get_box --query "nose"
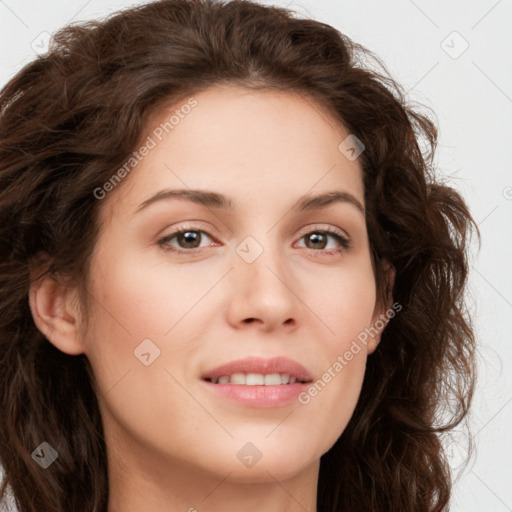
[225,239,301,332]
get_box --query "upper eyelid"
[161,222,349,237]
[159,223,350,246]
[296,223,349,239]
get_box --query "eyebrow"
[134,188,365,215]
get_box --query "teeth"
[246,373,264,385]
[264,373,282,385]
[230,373,246,385]
[209,372,303,385]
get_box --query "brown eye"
[158,228,215,253]
[175,230,202,249]
[296,229,351,255]
[304,232,328,250]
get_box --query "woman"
[0,0,478,510]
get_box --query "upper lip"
[201,356,313,383]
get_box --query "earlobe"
[367,258,396,355]
[28,272,85,355]
[365,328,382,356]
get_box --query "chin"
[211,442,319,483]
[225,459,314,484]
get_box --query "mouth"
[201,356,314,385]
[200,357,313,408]
[204,373,311,385]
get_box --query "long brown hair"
[0,1,478,510]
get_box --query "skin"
[29,84,392,512]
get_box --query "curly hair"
[0,0,478,511]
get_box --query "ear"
[366,258,396,355]
[29,271,86,355]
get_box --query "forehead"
[101,84,365,220]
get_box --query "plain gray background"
[1,1,511,510]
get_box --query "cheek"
[81,250,213,458]
[86,246,213,344]
[305,259,377,345]
[298,325,369,457]
[82,245,221,403]
[294,262,376,450]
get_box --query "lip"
[201,380,311,408]
[201,356,313,382]
[200,356,313,408]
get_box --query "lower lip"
[201,380,310,408]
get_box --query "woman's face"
[78,85,386,484]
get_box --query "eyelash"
[157,224,351,257]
